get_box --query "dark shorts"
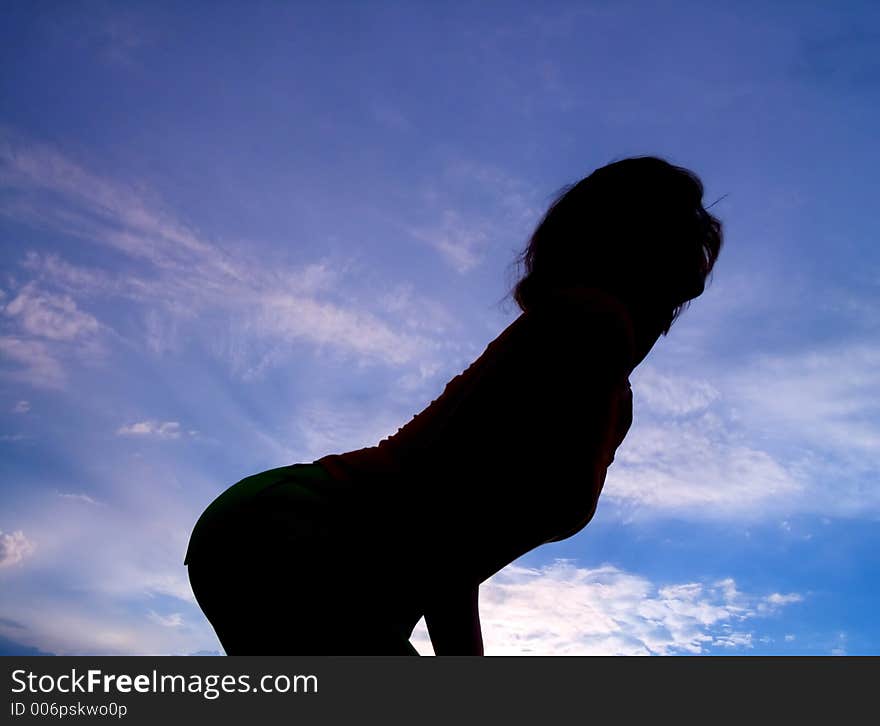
[185,463,420,655]
[184,463,348,566]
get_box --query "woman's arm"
[423,581,484,655]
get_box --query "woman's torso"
[185,286,636,617]
[316,286,636,584]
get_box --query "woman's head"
[509,156,723,336]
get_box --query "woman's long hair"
[507,156,724,334]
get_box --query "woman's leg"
[187,556,420,655]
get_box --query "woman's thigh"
[188,555,419,656]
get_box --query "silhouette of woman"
[185,156,723,655]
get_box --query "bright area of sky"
[0,0,877,655]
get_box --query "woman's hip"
[184,462,342,566]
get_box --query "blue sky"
[0,0,878,655]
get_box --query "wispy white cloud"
[0,276,107,388]
[0,530,35,568]
[251,292,428,368]
[0,128,219,272]
[0,336,66,388]
[11,400,30,413]
[608,412,803,519]
[713,631,753,648]
[57,492,103,506]
[376,281,457,335]
[410,559,801,655]
[407,209,488,274]
[400,157,541,275]
[634,366,720,416]
[21,251,124,298]
[369,99,412,132]
[117,421,184,439]
[761,592,804,610]
[147,610,184,628]
[3,281,101,341]
[443,158,541,225]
